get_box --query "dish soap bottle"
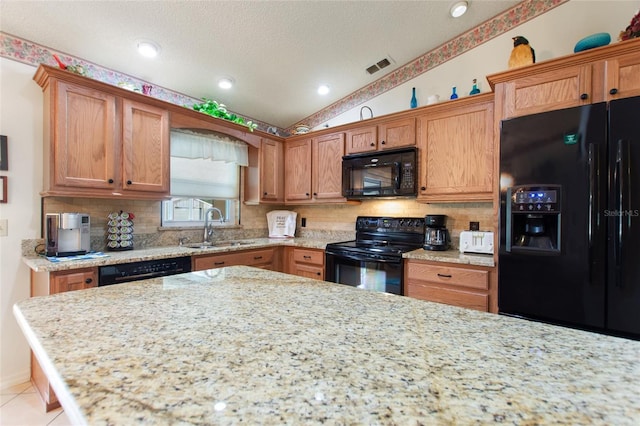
[469,79,480,95]
[410,87,418,109]
[450,86,458,100]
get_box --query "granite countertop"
[404,248,496,267]
[22,238,330,272]
[14,266,640,425]
[23,238,495,272]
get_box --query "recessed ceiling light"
[137,40,160,58]
[218,78,234,89]
[450,1,468,18]
[317,85,330,95]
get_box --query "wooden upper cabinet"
[345,118,415,154]
[35,64,170,199]
[488,37,640,120]
[284,139,313,202]
[345,125,377,154]
[417,94,494,202]
[122,99,170,194]
[284,132,346,204]
[497,65,592,119]
[51,81,118,190]
[604,51,640,101]
[312,132,345,201]
[377,117,416,150]
[259,138,284,202]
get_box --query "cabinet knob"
[420,186,426,191]
[370,143,375,147]
[126,180,132,185]
[108,179,114,184]
[580,93,588,100]
[214,261,225,266]
[85,278,93,284]
[610,88,618,95]
[306,193,310,196]
[316,272,321,276]
[313,192,317,196]
[381,141,386,145]
[263,192,268,195]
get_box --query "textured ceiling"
[0,0,521,129]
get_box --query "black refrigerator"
[498,96,640,339]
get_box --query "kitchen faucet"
[203,207,224,243]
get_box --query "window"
[161,129,248,228]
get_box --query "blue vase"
[410,87,418,109]
[450,87,458,100]
[470,79,480,95]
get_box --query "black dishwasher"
[98,256,192,286]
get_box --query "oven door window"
[327,254,402,295]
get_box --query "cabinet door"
[260,138,284,202]
[284,139,312,202]
[122,99,170,193]
[345,125,377,154]
[417,100,494,202]
[378,117,415,150]
[500,65,592,119]
[605,52,640,101]
[51,268,97,294]
[288,248,325,280]
[313,132,345,201]
[53,81,117,189]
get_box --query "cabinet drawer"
[293,248,324,266]
[193,248,275,271]
[406,262,488,290]
[237,249,275,266]
[406,283,489,312]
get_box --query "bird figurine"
[508,36,536,69]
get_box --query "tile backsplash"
[41,197,495,251]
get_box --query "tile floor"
[0,382,70,426]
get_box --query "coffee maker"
[423,214,450,251]
[45,213,91,257]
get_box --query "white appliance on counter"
[266,210,297,238]
[459,231,494,255]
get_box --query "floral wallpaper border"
[289,0,568,133]
[0,0,566,136]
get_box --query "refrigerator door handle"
[614,139,628,288]
[587,143,598,285]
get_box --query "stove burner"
[326,216,426,257]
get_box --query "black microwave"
[342,147,417,199]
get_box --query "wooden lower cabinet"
[404,260,497,313]
[192,247,281,272]
[285,247,325,280]
[30,267,98,411]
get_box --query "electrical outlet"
[301,217,307,227]
[0,219,7,237]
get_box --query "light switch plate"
[0,219,7,237]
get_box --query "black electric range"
[325,216,425,294]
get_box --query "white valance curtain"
[169,129,249,199]
[170,129,249,166]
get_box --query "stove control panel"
[356,216,425,234]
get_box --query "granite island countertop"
[14,266,640,425]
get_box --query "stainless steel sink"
[182,241,254,249]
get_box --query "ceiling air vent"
[366,57,393,75]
